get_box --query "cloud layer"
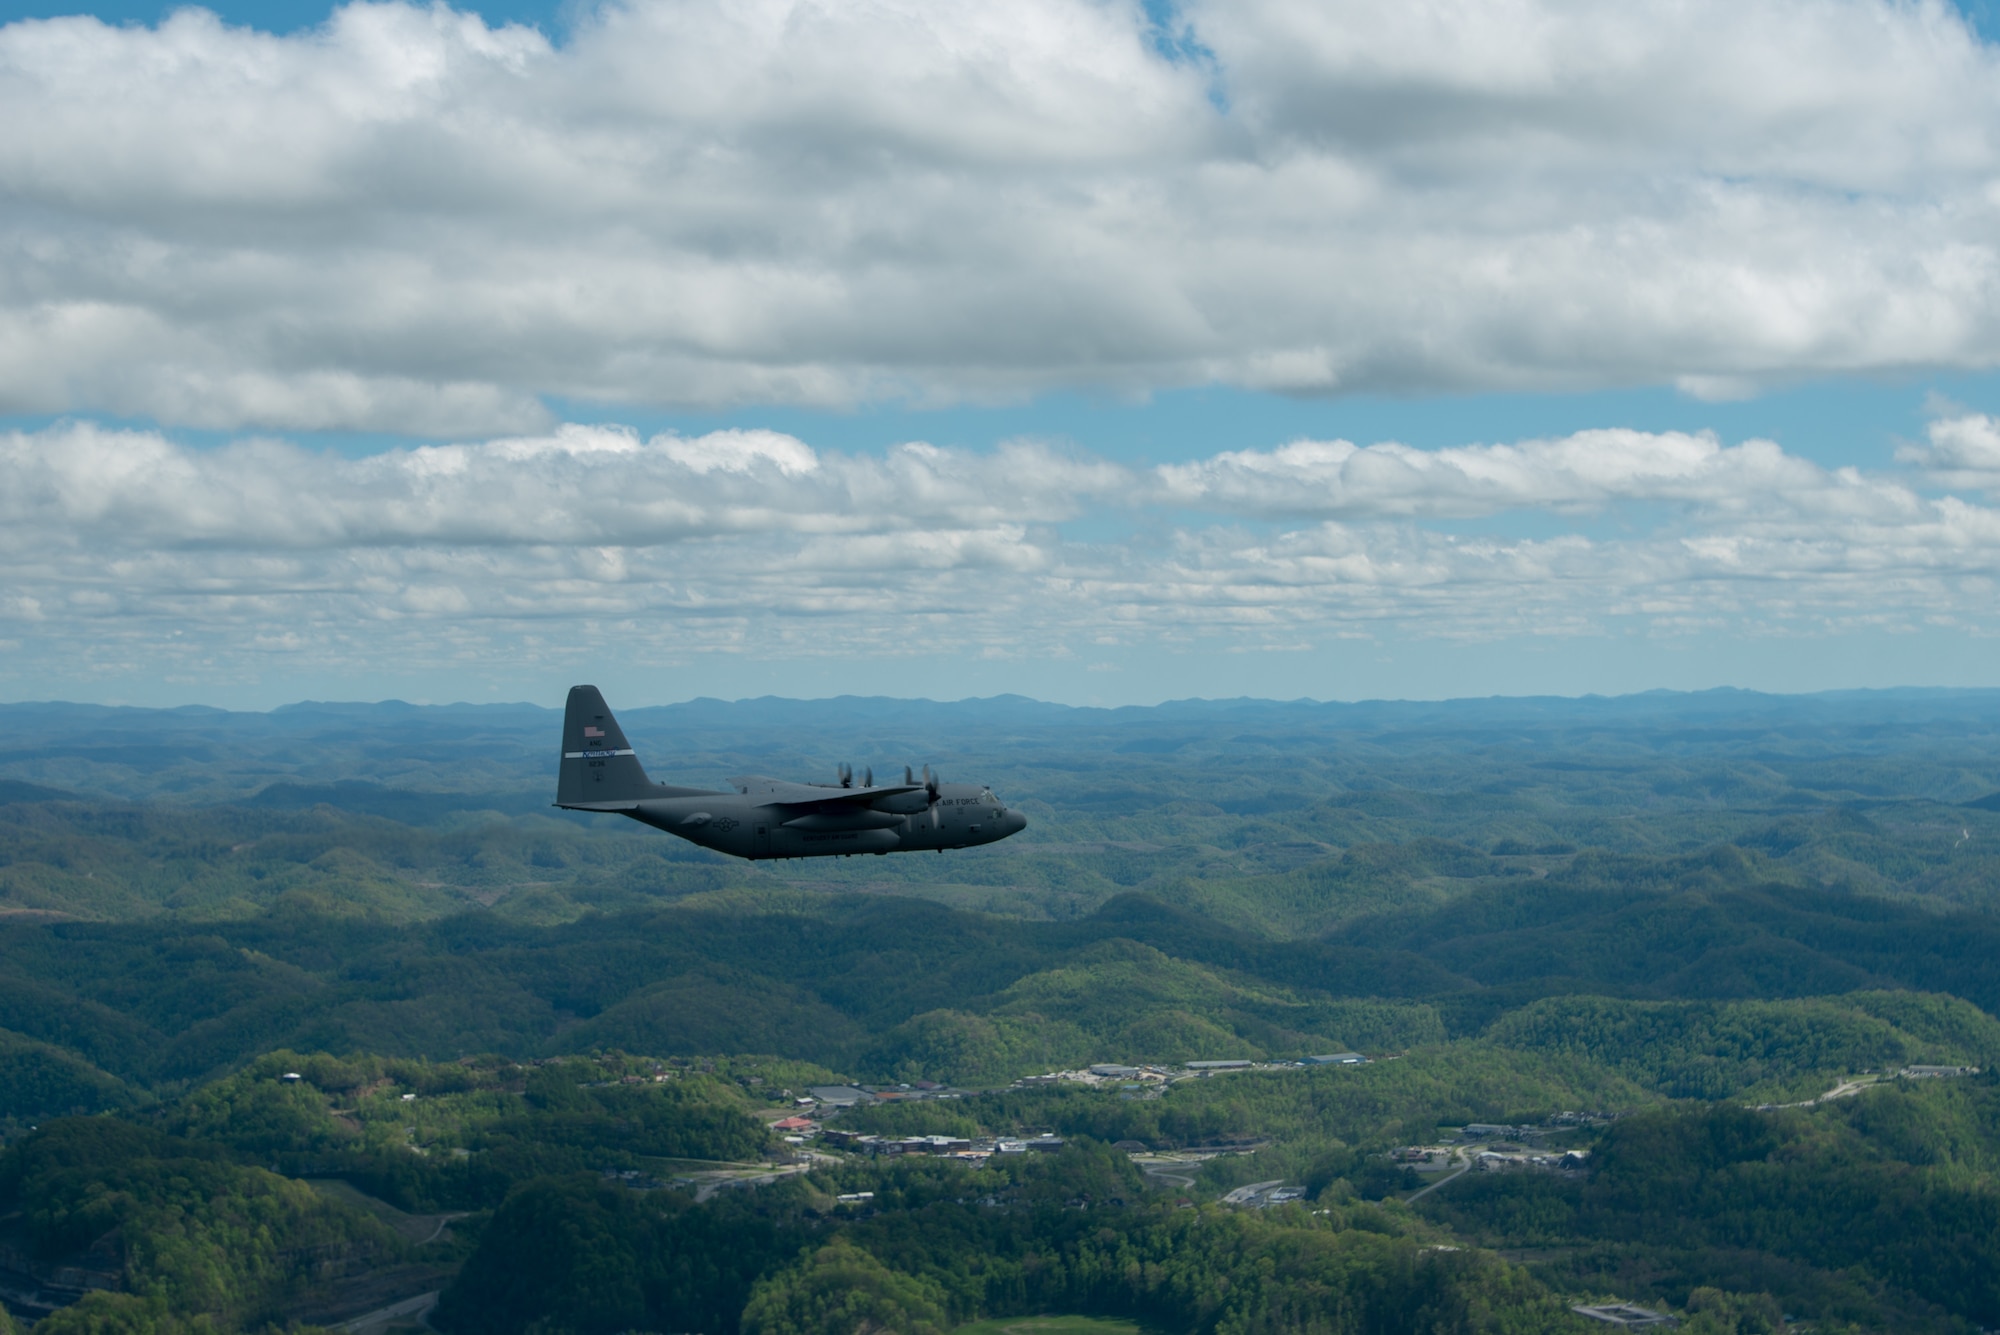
[5,0,2000,430]
[5,416,1998,689]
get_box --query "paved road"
[1755,1074,1881,1111]
[414,1214,467,1246]
[1132,1154,1207,1190]
[692,1162,813,1202]
[1141,1163,1199,1190]
[1222,1179,1286,1205]
[1404,1155,1471,1204]
[337,1290,438,1334]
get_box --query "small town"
[747,1062,1621,1204]
[758,1056,1373,1161]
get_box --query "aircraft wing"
[730,776,926,806]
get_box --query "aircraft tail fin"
[556,685,662,807]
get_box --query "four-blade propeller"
[840,761,936,827]
[891,764,943,826]
[835,762,940,795]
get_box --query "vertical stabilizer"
[557,685,661,807]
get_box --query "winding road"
[1403,1154,1472,1204]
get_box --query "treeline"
[840,1046,1649,1157]
[6,876,2000,1107]
[1336,859,2000,1026]
[10,1040,2000,1331]
[1421,1077,2000,1331]
[146,1051,780,1213]
[0,1050,788,1331]
[0,1117,403,1332]
[0,1028,141,1125]
[2,1052,1598,1335]
[1484,991,2000,1101]
[8,686,2000,933]
[0,794,732,923]
[433,1145,1586,1335]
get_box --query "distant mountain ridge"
[8,682,2000,727]
[4,682,2000,935]
[9,683,2000,804]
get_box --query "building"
[1089,1064,1143,1078]
[1301,1053,1366,1065]
[892,1135,973,1155]
[806,1085,874,1106]
[771,1116,818,1133]
[1571,1302,1676,1327]
[1900,1064,1980,1078]
[823,1134,986,1157]
[1185,1059,1253,1070]
[1460,1123,1538,1140]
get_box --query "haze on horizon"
[7,0,2000,710]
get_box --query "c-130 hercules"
[554,685,1028,860]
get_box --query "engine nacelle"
[868,791,933,815]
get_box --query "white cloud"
[1154,429,1856,518]
[658,429,820,476]
[1901,412,2000,492]
[4,0,2000,430]
[4,417,2000,689]
[0,421,1124,550]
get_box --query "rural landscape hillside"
[3,690,2000,1333]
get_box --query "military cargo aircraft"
[554,685,1028,860]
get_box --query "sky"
[7,0,2000,709]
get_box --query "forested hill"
[5,686,2000,928]
[3,686,2000,1095]
[6,689,2000,1331]
[0,875,1996,1105]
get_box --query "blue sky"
[5,0,2000,709]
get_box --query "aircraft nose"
[1003,810,1028,836]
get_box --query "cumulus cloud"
[4,0,2000,430]
[0,422,1123,549]
[1154,429,1863,518]
[1901,412,2000,492]
[4,417,2000,687]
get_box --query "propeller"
[862,766,873,789]
[838,762,853,788]
[922,765,941,827]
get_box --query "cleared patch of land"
[952,1316,1148,1335]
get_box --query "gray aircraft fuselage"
[553,684,1027,861]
